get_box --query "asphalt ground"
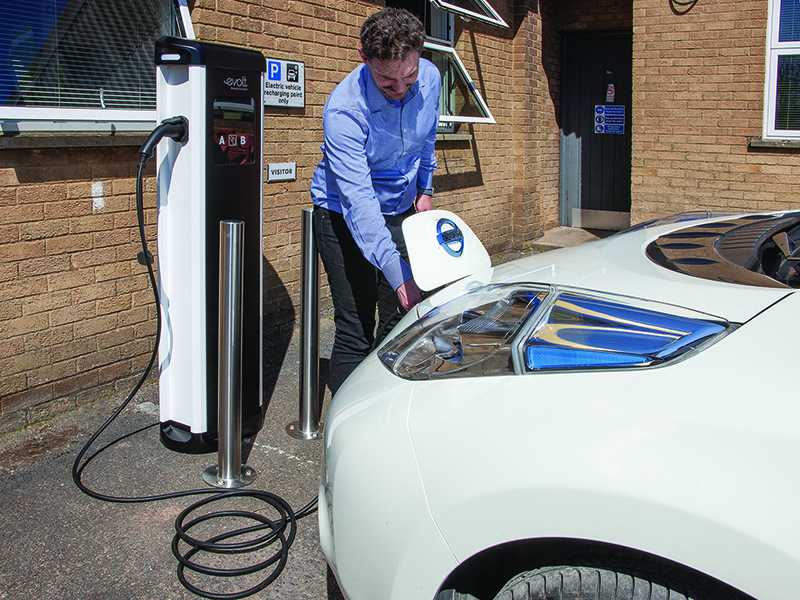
[0,318,343,600]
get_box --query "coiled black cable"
[172,490,298,599]
[71,118,318,599]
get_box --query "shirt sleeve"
[415,70,441,194]
[322,107,411,290]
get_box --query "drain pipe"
[203,220,256,488]
[287,208,323,440]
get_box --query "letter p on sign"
[268,61,281,81]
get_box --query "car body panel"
[319,358,458,600]
[408,291,800,599]
[320,211,800,600]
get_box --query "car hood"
[413,213,796,326]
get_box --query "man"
[310,7,440,395]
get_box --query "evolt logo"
[223,75,248,91]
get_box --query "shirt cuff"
[382,255,415,291]
[416,169,435,193]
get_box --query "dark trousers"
[313,206,411,395]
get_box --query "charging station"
[154,37,266,454]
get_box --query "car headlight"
[523,293,728,371]
[378,285,730,380]
[379,284,548,379]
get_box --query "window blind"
[0,0,181,111]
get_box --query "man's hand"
[414,194,433,212]
[396,278,422,311]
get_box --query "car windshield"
[646,212,800,288]
[613,211,742,236]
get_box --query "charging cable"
[71,117,318,599]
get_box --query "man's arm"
[323,108,410,291]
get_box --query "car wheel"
[493,565,711,600]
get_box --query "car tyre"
[493,565,709,600]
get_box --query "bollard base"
[202,464,257,489]
[286,421,323,440]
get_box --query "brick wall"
[1,0,559,433]
[631,0,800,222]
[0,146,158,431]
[15,0,790,433]
[193,0,377,325]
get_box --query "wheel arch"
[436,537,756,600]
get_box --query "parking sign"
[263,59,305,108]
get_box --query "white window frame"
[424,41,495,124]
[0,0,194,135]
[764,0,800,139]
[430,0,508,29]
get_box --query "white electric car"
[318,209,800,600]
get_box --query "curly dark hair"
[360,7,425,61]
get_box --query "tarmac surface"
[0,227,600,600]
[0,317,341,600]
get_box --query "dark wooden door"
[560,32,632,229]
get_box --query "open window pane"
[424,41,495,124]
[430,0,508,29]
[0,0,183,131]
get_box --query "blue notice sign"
[594,105,625,134]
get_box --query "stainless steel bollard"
[203,220,257,488]
[287,208,323,440]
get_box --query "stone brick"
[0,276,47,302]
[20,219,70,241]
[0,240,45,262]
[22,289,73,316]
[0,224,19,244]
[45,233,94,256]
[1,383,55,417]
[3,313,49,338]
[49,302,96,328]
[51,370,99,400]
[17,184,67,205]
[70,248,116,269]
[47,268,96,292]
[74,314,119,340]
[24,325,74,352]
[18,255,72,278]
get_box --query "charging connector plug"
[138,116,189,164]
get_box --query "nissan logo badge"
[436,218,464,257]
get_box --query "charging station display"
[155,37,266,453]
[214,97,255,165]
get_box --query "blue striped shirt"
[310,58,440,290]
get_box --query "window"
[388,0,499,124]
[765,0,800,138]
[430,0,508,29]
[423,41,495,123]
[0,0,191,134]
